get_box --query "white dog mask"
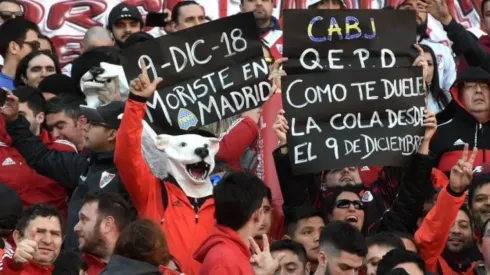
[80,62,129,108]
[155,134,220,198]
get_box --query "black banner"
[121,13,269,132]
[283,10,417,74]
[282,67,425,174]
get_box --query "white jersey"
[420,38,457,92]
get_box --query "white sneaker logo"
[453,139,465,146]
[122,7,129,12]
[360,166,370,171]
[2,157,15,166]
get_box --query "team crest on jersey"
[100,171,115,188]
[437,54,444,70]
[276,44,283,55]
[361,191,374,202]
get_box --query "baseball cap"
[80,101,125,129]
[107,3,143,29]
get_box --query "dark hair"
[459,206,474,231]
[420,44,449,110]
[213,172,267,230]
[391,231,418,252]
[324,185,364,215]
[384,268,410,275]
[468,173,490,207]
[482,0,490,17]
[284,205,324,237]
[83,192,134,233]
[14,86,46,114]
[45,94,85,121]
[270,240,308,266]
[320,221,367,257]
[265,185,272,203]
[15,204,64,237]
[171,0,201,23]
[39,34,56,53]
[376,249,425,275]
[53,251,88,275]
[366,233,405,250]
[115,219,172,267]
[0,18,39,58]
[122,31,153,49]
[14,50,61,88]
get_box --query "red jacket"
[83,253,106,275]
[3,257,53,275]
[115,96,256,275]
[194,225,253,275]
[0,117,73,217]
[415,185,474,274]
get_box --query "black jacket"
[444,19,490,72]
[6,115,130,249]
[100,255,161,275]
[274,147,434,235]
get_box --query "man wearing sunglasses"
[0,17,39,90]
[0,0,22,24]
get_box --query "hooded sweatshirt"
[193,225,253,275]
[99,255,161,275]
[430,67,490,174]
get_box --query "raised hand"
[423,110,437,141]
[268,57,288,94]
[449,144,478,193]
[249,234,285,275]
[13,239,38,264]
[423,0,452,25]
[129,58,163,98]
[0,89,19,122]
[273,109,289,147]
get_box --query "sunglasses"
[88,120,113,129]
[19,40,40,51]
[335,199,363,210]
[0,11,23,21]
